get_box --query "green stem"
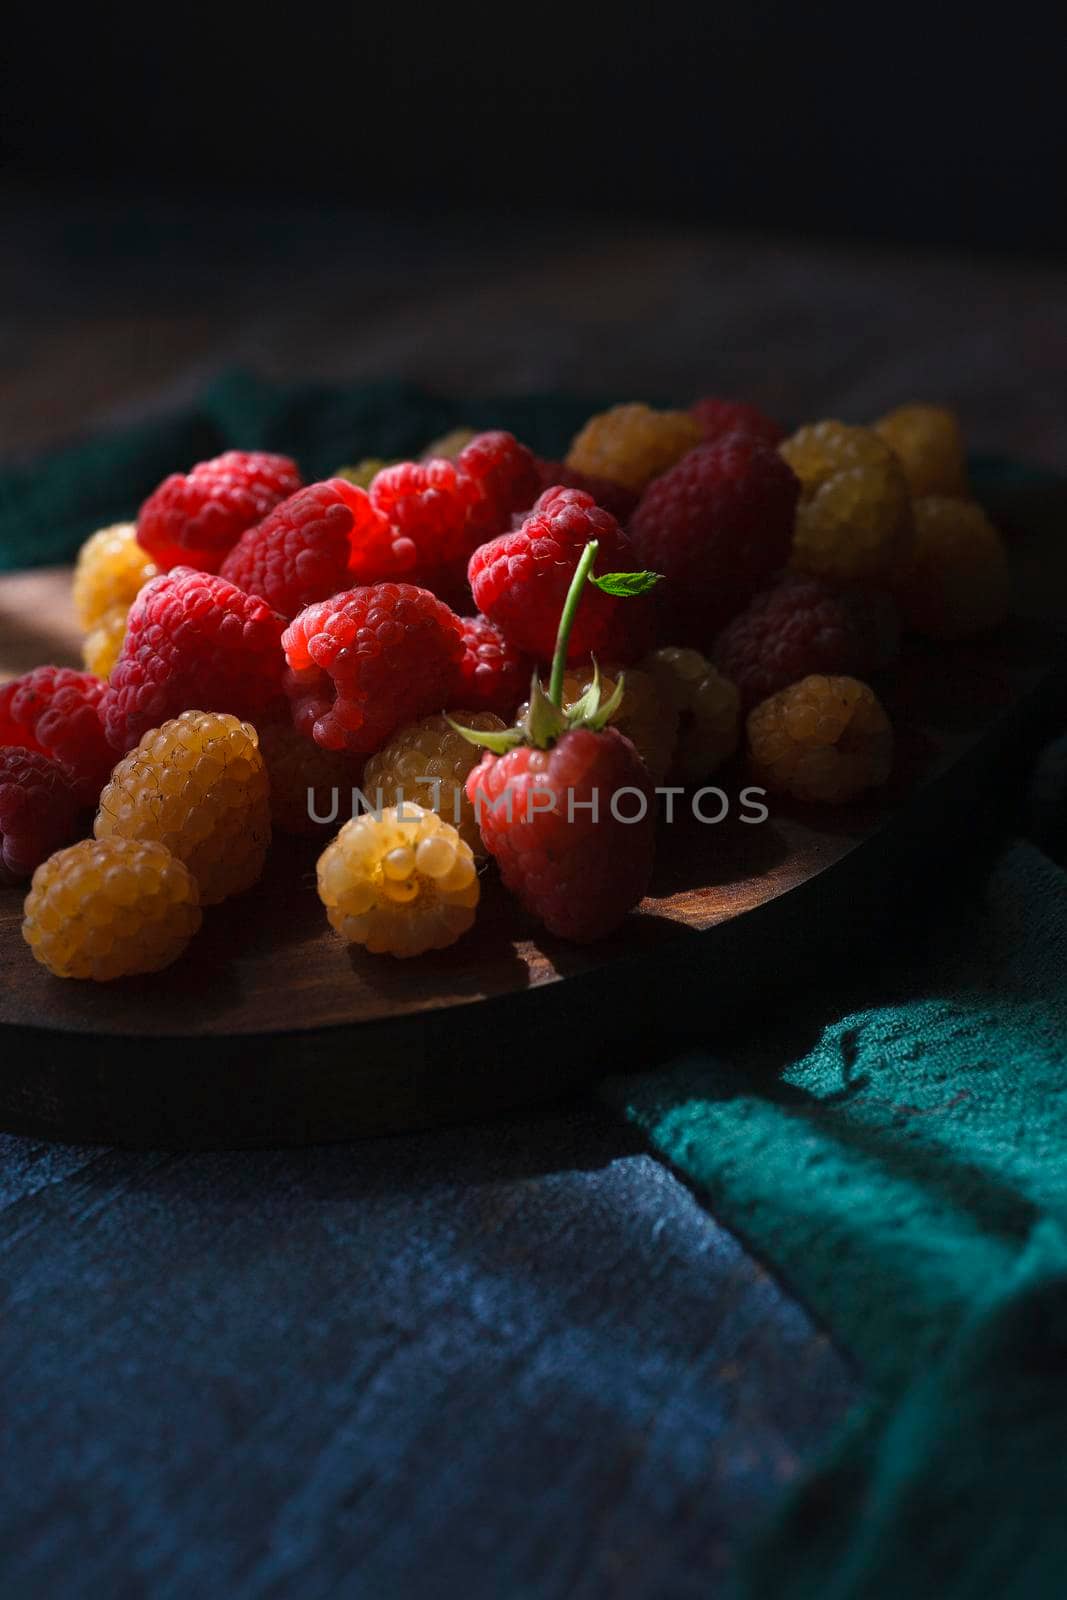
[548,540,598,707]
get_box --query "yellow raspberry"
[565,403,702,493]
[95,710,270,905]
[893,496,1009,640]
[72,522,156,631]
[874,404,969,498]
[334,458,396,488]
[643,647,740,782]
[317,803,479,958]
[363,711,505,852]
[82,603,129,680]
[257,718,365,836]
[747,675,892,804]
[518,666,677,786]
[780,421,913,583]
[22,836,201,980]
[421,427,478,461]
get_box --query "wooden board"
[1,512,1065,1149]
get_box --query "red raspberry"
[220,478,395,619]
[628,437,800,648]
[0,748,84,882]
[137,451,302,573]
[532,460,639,523]
[466,726,655,943]
[282,583,464,754]
[456,431,541,532]
[455,615,531,717]
[468,487,645,663]
[366,431,539,605]
[714,573,900,711]
[102,568,287,752]
[368,457,480,570]
[0,666,113,804]
[691,396,783,448]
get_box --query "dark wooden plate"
[1,497,1065,1149]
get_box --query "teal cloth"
[0,372,609,572]
[605,842,1067,1598]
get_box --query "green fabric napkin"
[604,841,1067,1598]
[0,371,608,573]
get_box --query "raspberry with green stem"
[452,542,662,944]
[453,539,661,754]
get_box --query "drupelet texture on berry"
[283,583,464,754]
[96,710,271,904]
[456,431,541,534]
[691,397,783,448]
[0,665,114,804]
[102,568,286,753]
[714,572,899,710]
[317,803,479,957]
[628,436,800,648]
[256,717,365,835]
[780,422,913,584]
[469,487,646,663]
[362,431,540,605]
[220,478,386,619]
[73,522,156,631]
[137,451,302,572]
[364,711,506,852]
[365,457,477,577]
[455,614,530,717]
[22,836,201,980]
[565,404,701,492]
[83,605,130,680]
[0,747,84,883]
[747,674,893,804]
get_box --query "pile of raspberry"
[0,393,1009,971]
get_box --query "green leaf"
[525,672,567,749]
[564,659,604,728]
[589,671,626,730]
[590,570,663,598]
[445,716,524,756]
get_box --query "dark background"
[1,7,1065,468]
[3,4,1066,256]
